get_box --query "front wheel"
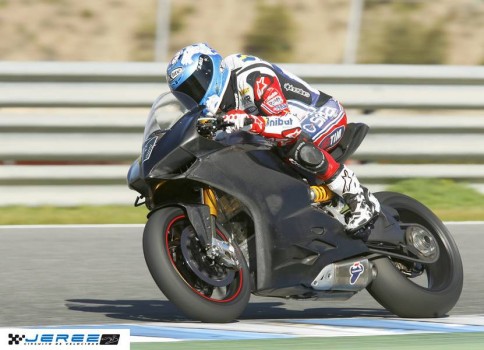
[367,192,463,318]
[143,206,251,323]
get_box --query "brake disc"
[179,226,235,287]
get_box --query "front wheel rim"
[165,215,244,303]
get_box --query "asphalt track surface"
[0,222,483,327]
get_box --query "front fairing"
[145,91,211,174]
[127,92,197,194]
[142,92,191,147]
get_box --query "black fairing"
[141,108,224,180]
[185,145,369,293]
[130,94,388,296]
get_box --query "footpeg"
[348,216,378,241]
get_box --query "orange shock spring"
[310,185,334,203]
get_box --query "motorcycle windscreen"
[140,92,200,177]
[142,92,198,141]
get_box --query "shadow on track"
[65,299,392,323]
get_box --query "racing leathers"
[217,54,380,233]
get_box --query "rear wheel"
[367,192,463,318]
[143,207,251,322]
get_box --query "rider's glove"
[223,110,266,134]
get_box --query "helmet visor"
[175,55,214,107]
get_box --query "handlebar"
[196,115,253,137]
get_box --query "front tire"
[143,206,251,323]
[367,192,463,318]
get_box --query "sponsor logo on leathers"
[283,83,310,98]
[256,77,270,99]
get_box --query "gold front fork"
[201,187,239,268]
[202,187,218,247]
[202,187,218,216]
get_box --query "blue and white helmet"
[166,43,230,115]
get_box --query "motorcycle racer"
[166,43,380,234]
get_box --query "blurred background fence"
[0,62,483,206]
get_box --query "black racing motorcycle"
[127,92,463,323]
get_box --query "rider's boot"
[327,165,381,235]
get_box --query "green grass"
[0,205,148,225]
[0,179,482,225]
[386,178,484,221]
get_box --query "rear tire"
[367,192,463,318]
[143,207,251,323]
